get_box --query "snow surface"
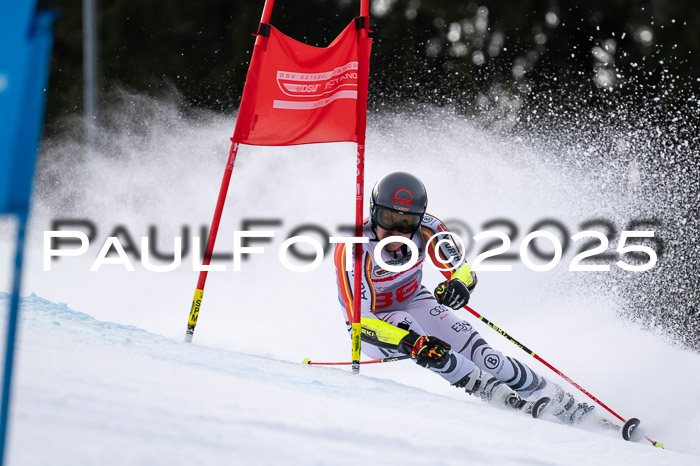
[1,293,697,466]
[0,99,698,464]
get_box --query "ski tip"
[301,358,312,364]
[531,397,551,419]
[622,417,642,441]
[653,441,664,449]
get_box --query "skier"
[334,171,594,421]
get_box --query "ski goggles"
[374,206,422,234]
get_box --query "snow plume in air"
[500,84,699,353]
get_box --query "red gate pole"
[185,0,276,342]
[351,0,371,372]
[185,141,240,342]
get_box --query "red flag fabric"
[233,21,371,146]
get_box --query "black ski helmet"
[370,172,428,234]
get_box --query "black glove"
[434,279,470,309]
[398,331,451,368]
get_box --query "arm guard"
[360,317,410,351]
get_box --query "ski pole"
[302,355,410,366]
[463,304,663,448]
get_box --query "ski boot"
[545,384,596,424]
[454,367,528,411]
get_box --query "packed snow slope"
[1,293,697,466]
[0,97,698,464]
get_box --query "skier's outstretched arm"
[360,317,451,368]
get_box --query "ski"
[599,417,621,433]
